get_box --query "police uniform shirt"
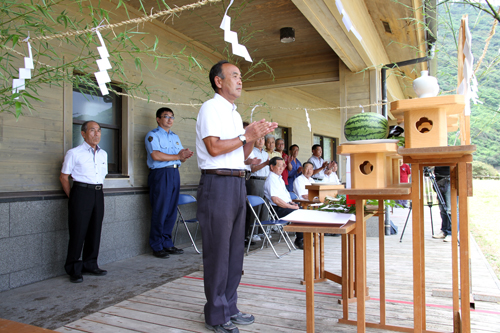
[61,142,108,184]
[293,174,315,198]
[145,126,183,169]
[196,93,246,170]
[264,172,291,206]
[308,155,326,179]
[251,147,269,177]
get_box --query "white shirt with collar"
[251,147,269,177]
[293,174,315,198]
[264,172,291,206]
[244,151,256,171]
[196,93,246,170]
[323,172,341,184]
[61,142,108,184]
[308,155,325,180]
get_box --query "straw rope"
[474,7,499,74]
[7,0,222,43]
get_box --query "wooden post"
[378,199,386,325]
[458,162,471,332]
[457,15,471,145]
[304,232,315,333]
[450,166,460,329]
[355,199,366,332]
[411,163,424,332]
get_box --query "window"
[72,84,122,175]
[313,134,338,163]
[274,126,291,154]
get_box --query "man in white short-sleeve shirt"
[293,162,315,199]
[264,157,303,249]
[195,60,277,333]
[60,120,108,283]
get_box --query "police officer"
[145,107,193,258]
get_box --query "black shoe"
[294,239,304,250]
[70,274,83,283]
[153,249,170,258]
[164,246,184,255]
[82,268,107,276]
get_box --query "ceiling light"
[280,27,295,43]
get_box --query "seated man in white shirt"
[293,162,315,199]
[264,157,303,249]
[323,161,341,184]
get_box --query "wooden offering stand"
[294,184,346,286]
[305,183,344,202]
[390,95,465,148]
[338,142,399,189]
[337,141,415,332]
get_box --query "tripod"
[399,167,450,242]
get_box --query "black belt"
[165,164,179,169]
[312,178,323,181]
[201,169,246,178]
[73,181,103,190]
[250,176,267,180]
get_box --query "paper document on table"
[283,210,355,225]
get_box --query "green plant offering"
[315,195,402,214]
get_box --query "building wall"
[0,0,344,289]
[0,189,198,291]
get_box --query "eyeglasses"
[162,115,175,120]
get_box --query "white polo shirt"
[196,93,246,170]
[324,172,341,184]
[264,172,291,206]
[293,174,315,198]
[61,142,108,184]
[251,147,269,177]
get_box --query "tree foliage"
[437,2,500,168]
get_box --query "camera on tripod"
[423,166,433,177]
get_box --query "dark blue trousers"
[197,174,246,326]
[148,167,180,251]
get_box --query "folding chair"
[173,194,201,254]
[246,195,295,258]
[289,191,298,200]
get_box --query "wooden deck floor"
[56,209,500,333]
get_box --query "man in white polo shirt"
[60,120,108,283]
[196,60,277,333]
[293,161,315,199]
[264,157,303,249]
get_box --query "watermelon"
[344,112,389,141]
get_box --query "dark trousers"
[197,174,246,326]
[274,206,303,241]
[148,167,180,251]
[65,185,104,276]
[245,178,268,237]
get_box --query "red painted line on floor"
[183,275,500,315]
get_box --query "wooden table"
[284,221,356,333]
[400,145,475,333]
[338,185,412,332]
[335,145,474,333]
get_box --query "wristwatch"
[238,134,247,145]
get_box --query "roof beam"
[293,0,407,101]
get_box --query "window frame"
[72,83,123,176]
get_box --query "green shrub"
[472,161,499,177]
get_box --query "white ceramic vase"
[413,70,439,98]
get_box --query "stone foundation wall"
[0,189,198,291]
